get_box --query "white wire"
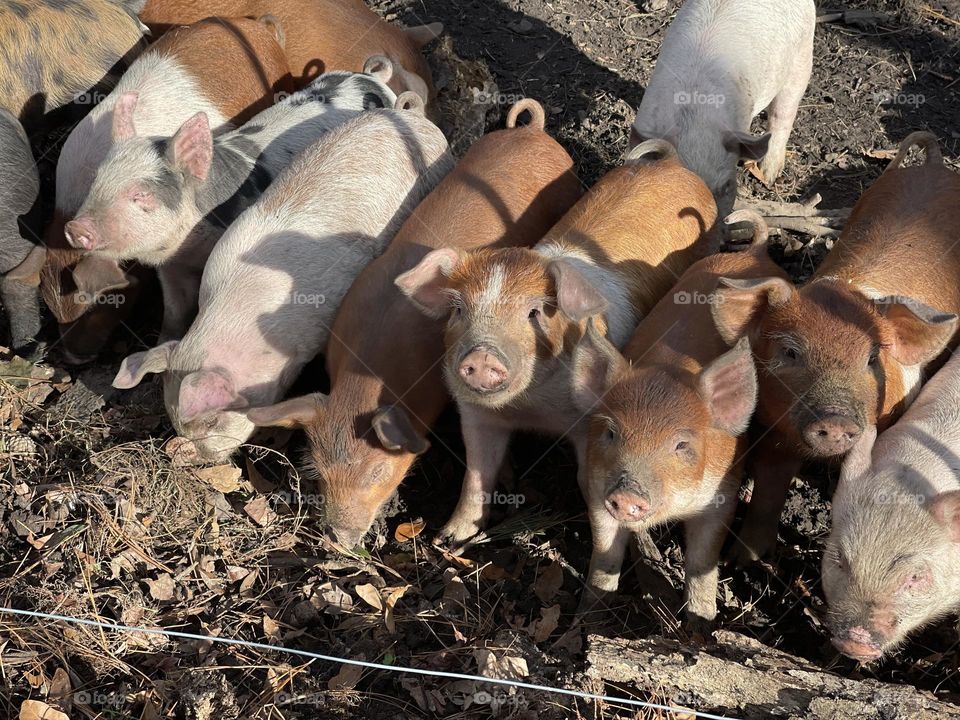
[0,607,739,720]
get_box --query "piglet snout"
[605,486,651,523]
[64,217,101,251]
[803,410,861,456]
[832,626,883,662]
[458,346,509,393]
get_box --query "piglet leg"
[439,403,510,547]
[759,49,813,184]
[683,482,737,628]
[158,264,202,341]
[578,507,630,616]
[0,275,41,353]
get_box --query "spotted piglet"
[572,212,782,626]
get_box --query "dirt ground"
[1,1,960,718]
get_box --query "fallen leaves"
[394,518,425,543]
[19,700,69,720]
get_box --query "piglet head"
[396,247,604,410]
[712,277,957,460]
[572,323,757,526]
[824,432,960,661]
[248,395,430,548]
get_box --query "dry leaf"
[383,585,409,634]
[862,146,897,160]
[528,604,561,643]
[145,573,175,601]
[328,661,364,691]
[534,561,563,603]
[473,648,528,680]
[19,700,69,720]
[48,668,71,712]
[194,464,243,493]
[263,615,282,642]
[354,583,383,611]
[244,496,278,527]
[394,519,425,543]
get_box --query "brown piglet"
[572,211,781,626]
[246,100,583,546]
[713,132,960,564]
[400,139,720,547]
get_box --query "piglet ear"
[839,425,877,485]
[113,340,178,389]
[549,259,608,321]
[723,130,771,161]
[875,296,957,366]
[178,368,247,423]
[169,112,213,181]
[395,248,461,318]
[112,91,139,142]
[72,256,131,305]
[362,54,394,83]
[372,405,429,454]
[929,491,960,544]
[711,276,794,345]
[699,337,757,435]
[247,393,327,429]
[570,318,626,412]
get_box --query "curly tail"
[885,131,942,172]
[624,138,678,165]
[723,209,769,246]
[506,99,546,130]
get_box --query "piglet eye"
[528,307,541,319]
[675,440,689,452]
[868,346,880,367]
[453,305,462,317]
[784,347,799,361]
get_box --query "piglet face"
[167,368,252,463]
[824,480,960,662]
[397,247,572,409]
[247,396,430,547]
[572,323,757,527]
[713,278,957,459]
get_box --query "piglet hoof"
[758,154,786,188]
[683,614,717,644]
[574,586,615,627]
[434,519,482,553]
[726,527,775,567]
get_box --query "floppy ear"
[570,318,627,412]
[839,425,877,485]
[404,22,443,47]
[112,91,139,142]
[929,491,960,544]
[113,341,178,389]
[699,337,757,435]
[723,130,771,161]
[549,259,608,321]
[72,256,131,306]
[395,248,461,318]
[371,405,429,454]
[875,296,957,366]
[247,393,327,429]
[711,276,794,345]
[362,54,394,83]
[169,112,213,181]
[178,368,247,423]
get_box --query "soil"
[2,1,960,719]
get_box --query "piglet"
[0,110,42,352]
[42,15,293,362]
[139,0,442,104]
[65,66,399,339]
[246,100,582,546]
[632,0,816,214]
[573,212,780,625]
[111,109,452,463]
[712,132,960,564]
[823,346,960,662]
[401,139,719,547]
[0,0,147,131]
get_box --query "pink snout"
[458,346,509,393]
[64,217,101,251]
[832,626,883,663]
[802,412,862,456]
[605,488,651,523]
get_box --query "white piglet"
[631,0,816,214]
[65,65,401,338]
[823,348,960,663]
[111,110,453,463]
